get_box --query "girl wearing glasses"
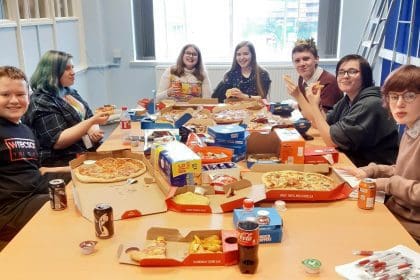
[285,54,399,167]
[212,41,271,102]
[156,44,211,102]
[346,64,420,243]
[291,38,342,112]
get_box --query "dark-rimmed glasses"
[387,91,418,104]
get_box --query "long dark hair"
[228,41,266,97]
[336,54,373,89]
[170,44,205,81]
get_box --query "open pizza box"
[118,227,238,267]
[166,179,266,213]
[143,157,266,213]
[70,151,167,221]
[241,163,353,201]
[246,131,281,168]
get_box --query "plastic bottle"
[237,198,259,274]
[120,106,131,145]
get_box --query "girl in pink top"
[347,64,420,243]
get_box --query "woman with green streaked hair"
[22,50,109,168]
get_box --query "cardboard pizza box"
[304,146,339,164]
[246,131,281,167]
[241,163,353,201]
[166,179,266,214]
[118,227,238,267]
[70,151,167,221]
[273,128,305,164]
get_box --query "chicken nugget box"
[153,141,201,187]
[233,207,283,243]
[274,128,305,164]
[118,227,238,266]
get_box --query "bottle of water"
[237,198,259,274]
[120,106,131,145]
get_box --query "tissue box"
[233,207,283,243]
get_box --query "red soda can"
[48,179,67,210]
[94,204,114,239]
[358,178,376,210]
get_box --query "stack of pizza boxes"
[207,124,247,162]
[118,227,238,267]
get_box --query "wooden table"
[1,123,418,280]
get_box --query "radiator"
[155,64,299,102]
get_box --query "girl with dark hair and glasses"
[284,54,399,167]
[156,44,212,102]
[22,50,109,170]
[345,64,420,244]
[212,41,271,102]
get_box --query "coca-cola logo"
[239,232,254,242]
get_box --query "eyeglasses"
[337,69,360,77]
[184,51,198,57]
[387,91,418,104]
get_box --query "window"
[133,0,340,61]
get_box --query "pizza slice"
[129,236,167,261]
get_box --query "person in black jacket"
[284,54,399,167]
[0,66,70,244]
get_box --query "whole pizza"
[261,170,335,191]
[74,157,147,183]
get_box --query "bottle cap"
[302,258,321,274]
[122,106,128,110]
[243,198,254,209]
[274,200,287,211]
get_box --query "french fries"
[188,234,222,254]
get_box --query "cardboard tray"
[118,227,238,266]
[165,179,266,213]
[70,151,167,221]
[241,164,353,201]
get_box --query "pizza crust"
[73,157,147,183]
[261,170,334,191]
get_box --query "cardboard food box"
[233,207,283,244]
[153,141,202,187]
[274,128,305,164]
[201,162,240,187]
[70,151,167,221]
[208,124,246,141]
[246,131,281,168]
[118,227,238,266]
[165,179,266,214]
[241,164,353,201]
[304,146,339,164]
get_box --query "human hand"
[91,111,110,125]
[305,83,321,107]
[88,129,105,143]
[226,88,245,99]
[340,167,368,179]
[283,75,300,98]
[168,85,181,97]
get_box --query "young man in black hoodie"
[285,54,399,167]
[0,66,70,246]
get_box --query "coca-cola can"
[94,204,114,239]
[48,179,67,210]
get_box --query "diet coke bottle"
[237,198,259,274]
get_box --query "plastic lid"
[243,198,254,209]
[122,106,128,110]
